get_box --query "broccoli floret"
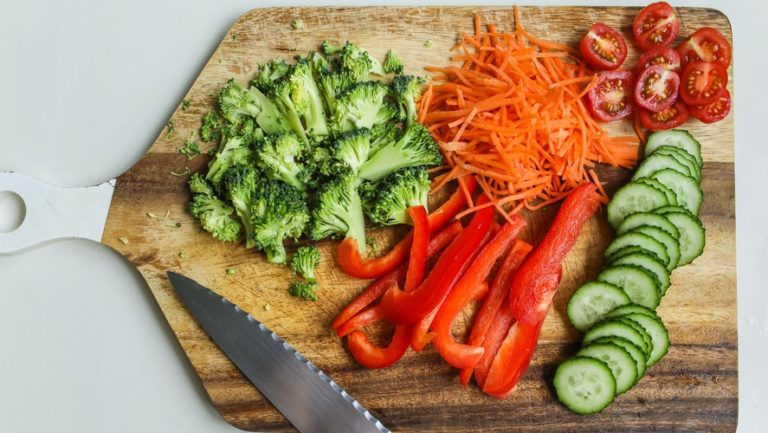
[391,75,425,125]
[320,40,343,56]
[254,132,312,191]
[251,59,291,93]
[180,139,201,160]
[289,281,318,301]
[333,81,398,133]
[189,193,242,242]
[369,123,401,154]
[383,50,404,74]
[339,42,384,80]
[218,79,287,134]
[223,165,259,248]
[330,128,372,174]
[289,59,329,139]
[188,173,215,195]
[205,126,253,188]
[360,167,430,226]
[290,246,321,281]
[250,179,310,264]
[200,111,222,142]
[318,70,355,117]
[269,78,309,143]
[358,123,442,182]
[307,51,330,75]
[308,168,366,252]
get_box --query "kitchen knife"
[167,271,390,433]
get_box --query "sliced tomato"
[680,60,728,106]
[634,64,680,111]
[638,100,690,131]
[579,23,628,71]
[676,27,732,68]
[690,88,731,124]
[632,2,680,52]
[635,46,681,73]
[584,70,634,122]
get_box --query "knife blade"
[167,271,390,433]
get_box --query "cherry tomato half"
[638,100,690,131]
[634,64,680,111]
[676,27,732,68]
[579,23,628,71]
[680,60,728,106]
[636,46,681,73]
[584,70,634,122]
[689,88,731,124]
[633,2,681,52]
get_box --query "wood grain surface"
[101,6,736,432]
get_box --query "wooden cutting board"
[101,6,736,432]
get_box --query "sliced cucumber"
[554,357,617,414]
[604,232,671,269]
[567,282,632,332]
[644,130,703,166]
[633,178,679,206]
[577,343,638,395]
[651,145,701,181]
[583,319,651,358]
[632,225,681,271]
[606,304,660,320]
[616,212,680,239]
[598,265,660,310]
[606,182,669,229]
[611,252,670,296]
[614,313,670,367]
[605,245,664,265]
[649,169,703,215]
[615,317,654,357]
[632,153,696,180]
[592,336,648,379]
[653,208,706,266]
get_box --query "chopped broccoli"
[333,81,398,133]
[205,125,253,188]
[329,128,372,174]
[358,123,442,182]
[308,168,366,252]
[383,50,404,74]
[339,42,384,80]
[289,59,329,139]
[223,165,259,248]
[391,75,425,125]
[180,139,201,159]
[166,119,175,137]
[360,167,430,226]
[269,78,309,143]
[250,179,310,264]
[307,51,330,75]
[424,40,433,48]
[291,19,304,30]
[320,40,343,56]
[200,111,223,142]
[290,246,321,281]
[251,59,291,93]
[182,99,191,110]
[188,173,215,195]
[189,193,242,242]
[254,132,312,191]
[218,79,287,134]
[318,70,355,117]
[289,281,318,301]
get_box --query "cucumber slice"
[616,212,680,240]
[613,313,670,367]
[592,337,648,379]
[554,357,617,414]
[653,208,706,266]
[604,232,671,268]
[651,145,701,181]
[611,252,671,296]
[567,282,632,332]
[645,130,703,166]
[633,153,696,180]
[633,178,679,206]
[615,317,654,356]
[649,169,703,215]
[606,182,669,229]
[605,245,664,265]
[583,319,650,357]
[598,265,661,310]
[577,343,638,394]
[632,226,681,271]
[606,304,661,320]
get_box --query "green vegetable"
[308,167,366,252]
[205,125,254,188]
[188,173,215,195]
[249,178,310,264]
[333,81,398,133]
[189,193,241,242]
[180,139,201,159]
[391,75,425,125]
[291,19,303,30]
[255,132,313,191]
[200,111,222,142]
[182,99,190,110]
[219,79,286,134]
[226,267,238,275]
[289,281,318,301]
[360,166,429,226]
[383,50,403,74]
[290,246,321,282]
[223,165,259,248]
[358,123,441,182]
[165,119,175,136]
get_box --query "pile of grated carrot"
[419,7,639,221]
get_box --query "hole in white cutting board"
[0,191,26,233]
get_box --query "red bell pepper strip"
[431,216,526,368]
[472,306,514,389]
[458,239,533,385]
[379,203,495,325]
[404,206,429,291]
[470,280,489,302]
[508,183,601,325]
[330,221,462,331]
[337,177,476,279]
[346,324,412,369]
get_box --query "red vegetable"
[634,64,680,112]
[635,46,681,73]
[632,2,680,52]
[679,60,728,106]
[579,23,628,71]
[470,280,489,302]
[676,27,732,68]
[584,70,634,122]
[403,206,429,291]
[638,100,690,131]
[690,88,731,124]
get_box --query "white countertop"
[1,1,766,432]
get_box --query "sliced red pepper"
[330,221,462,331]
[432,216,526,368]
[379,203,495,325]
[459,239,533,386]
[508,183,601,325]
[469,280,489,302]
[337,178,476,279]
[404,206,429,291]
[346,325,411,369]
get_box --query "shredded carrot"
[418,7,639,218]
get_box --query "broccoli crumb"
[182,99,190,110]
[147,210,170,219]
[117,237,129,245]
[290,246,321,281]
[263,303,272,311]
[231,33,238,43]
[180,139,201,160]
[178,251,187,259]
[166,119,175,136]
[424,39,433,47]
[168,222,182,228]
[366,237,380,258]
[170,167,191,177]
[291,19,303,29]
[226,267,238,275]
[289,281,318,301]
[383,50,404,74]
